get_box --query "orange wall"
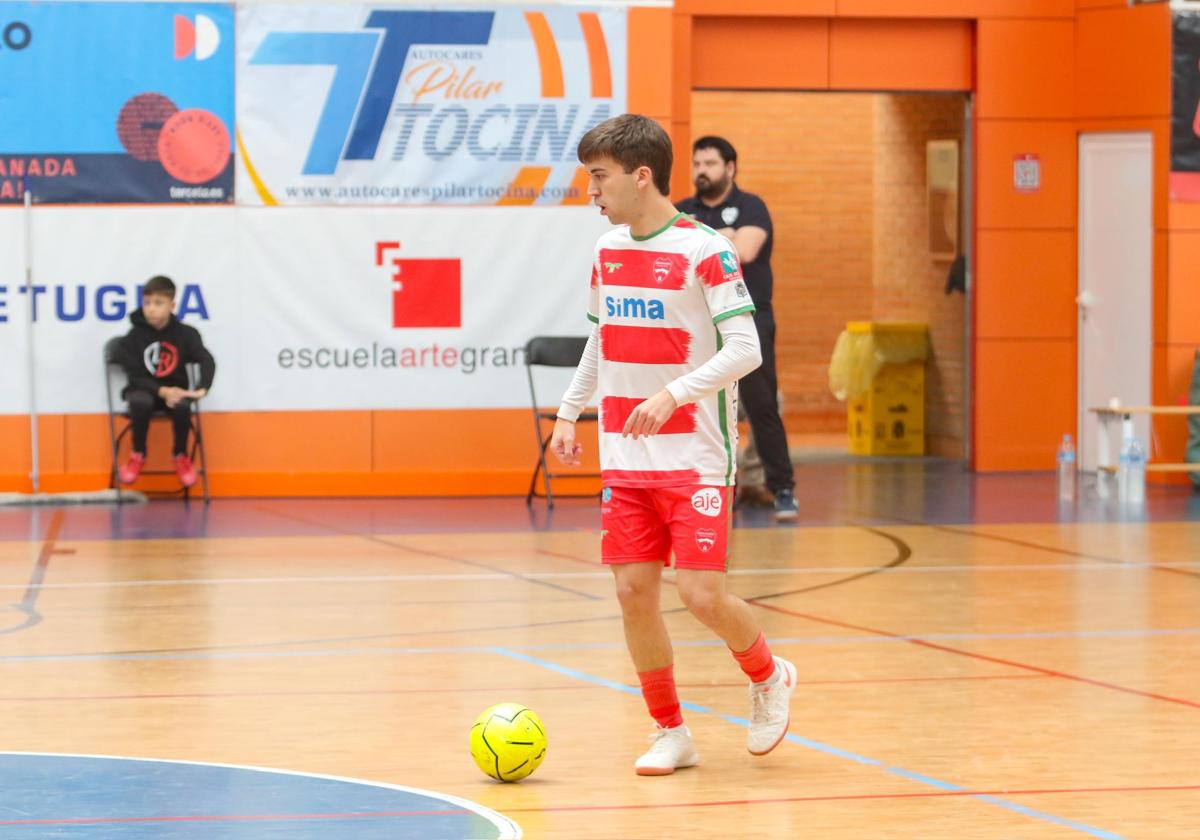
[674,0,1186,473]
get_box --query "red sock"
[732,632,776,683]
[637,665,684,729]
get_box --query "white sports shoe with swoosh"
[747,657,797,755]
[635,724,699,776]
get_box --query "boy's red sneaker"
[118,452,145,485]
[173,454,197,488]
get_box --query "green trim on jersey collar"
[631,211,685,241]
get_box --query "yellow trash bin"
[828,322,928,456]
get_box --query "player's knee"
[614,575,655,610]
[678,585,722,627]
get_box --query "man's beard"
[695,173,728,199]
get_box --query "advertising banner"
[236,5,626,205]
[1171,12,1200,202]
[0,2,236,205]
[0,206,606,414]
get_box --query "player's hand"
[622,390,678,439]
[185,388,207,400]
[160,386,185,408]
[551,418,583,466]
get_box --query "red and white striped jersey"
[587,213,756,488]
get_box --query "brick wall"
[691,91,966,456]
[872,95,967,458]
[690,92,875,432]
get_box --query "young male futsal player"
[550,114,796,775]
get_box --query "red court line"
[0,673,1045,703]
[501,783,1200,814]
[751,602,1200,710]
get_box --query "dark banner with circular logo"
[1171,12,1200,202]
[0,2,234,204]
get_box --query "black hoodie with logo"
[117,310,216,397]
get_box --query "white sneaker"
[747,656,796,755]
[635,724,699,776]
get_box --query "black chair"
[104,336,210,502]
[525,336,600,507]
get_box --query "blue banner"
[0,2,235,204]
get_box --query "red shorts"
[600,484,732,571]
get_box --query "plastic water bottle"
[1056,434,1076,502]
[1119,436,1146,505]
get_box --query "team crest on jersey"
[734,280,750,298]
[690,488,723,517]
[652,256,672,284]
[695,528,717,553]
[721,206,739,225]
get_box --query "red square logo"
[391,258,461,328]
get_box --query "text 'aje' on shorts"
[600,484,732,572]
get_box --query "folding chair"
[524,336,600,507]
[104,336,210,502]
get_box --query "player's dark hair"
[143,275,177,299]
[693,135,738,172]
[577,114,672,196]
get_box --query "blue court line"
[0,626,1197,665]
[491,647,1126,840]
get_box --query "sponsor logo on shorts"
[602,487,612,502]
[690,487,723,517]
[695,528,716,552]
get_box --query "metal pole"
[23,185,39,494]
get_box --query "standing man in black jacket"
[677,137,796,520]
[116,275,216,488]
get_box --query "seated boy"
[116,275,216,487]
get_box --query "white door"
[1077,132,1153,472]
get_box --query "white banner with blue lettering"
[236,5,626,205]
[0,206,604,414]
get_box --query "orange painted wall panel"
[974,339,1076,470]
[691,18,829,91]
[372,409,598,474]
[1075,4,1170,119]
[0,416,32,474]
[976,20,1073,119]
[678,0,835,15]
[671,14,692,117]
[829,19,973,92]
[834,0,1073,19]
[1169,201,1200,231]
[202,412,374,472]
[976,120,1076,230]
[1154,231,1168,346]
[976,230,1076,340]
[628,8,673,118]
[1167,232,1200,346]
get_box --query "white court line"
[0,561,1197,592]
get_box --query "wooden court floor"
[0,470,1198,839]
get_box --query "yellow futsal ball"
[469,702,547,782]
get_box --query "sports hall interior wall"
[1,0,1195,495]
